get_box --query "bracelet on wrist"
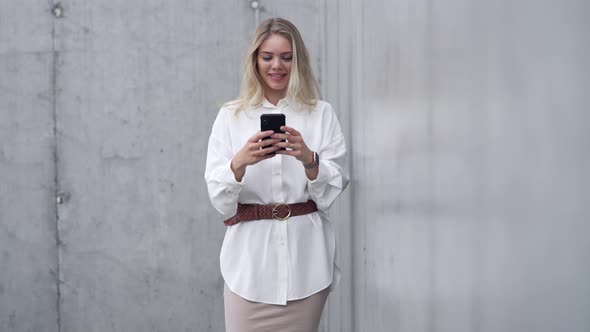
[303,151,319,169]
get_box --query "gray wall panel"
[319,1,357,331]
[53,1,251,331]
[328,0,590,331]
[0,54,57,331]
[51,1,324,331]
[3,1,589,331]
[1,1,58,331]
[0,1,53,54]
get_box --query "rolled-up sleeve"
[307,104,350,212]
[204,109,244,219]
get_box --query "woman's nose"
[271,59,282,69]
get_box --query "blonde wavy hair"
[227,18,319,113]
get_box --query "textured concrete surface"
[0,1,59,332]
[0,54,59,332]
[329,0,590,331]
[54,1,253,331]
[51,1,321,332]
[1,1,324,331]
[2,0,589,332]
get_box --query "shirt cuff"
[216,159,245,191]
[308,159,344,190]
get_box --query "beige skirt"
[223,284,329,332]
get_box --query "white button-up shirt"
[204,97,349,305]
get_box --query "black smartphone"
[260,113,286,150]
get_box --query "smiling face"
[256,33,293,101]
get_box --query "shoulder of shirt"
[220,99,240,111]
[311,100,337,117]
[216,100,243,120]
[311,99,332,111]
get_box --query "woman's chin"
[265,84,287,94]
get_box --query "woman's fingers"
[250,130,275,143]
[240,127,312,166]
[253,138,281,150]
[274,141,296,149]
[280,125,301,136]
[271,133,299,144]
[258,145,281,156]
[269,126,310,162]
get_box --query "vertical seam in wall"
[348,0,366,330]
[359,2,366,330]
[317,0,325,100]
[425,0,436,331]
[317,2,328,331]
[339,0,354,329]
[50,2,62,331]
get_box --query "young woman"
[205,17,349,332]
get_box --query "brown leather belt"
[224,200,318,226]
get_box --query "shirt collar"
[261,96,292,109]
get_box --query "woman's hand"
[273,126,318,180]
[231,130,281,182]
[272,126,313,163]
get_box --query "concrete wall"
[52,2,321,331]
[1,1,324,331]
[53,1,248,330]
[324,0,590,331]
[0,1,59,331]
[2,0,590,332]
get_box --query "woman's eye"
[282,56,292,61]
[262,56,272,61]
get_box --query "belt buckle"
[272,203,291,220]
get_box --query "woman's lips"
[268,73,286,82]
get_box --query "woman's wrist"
[304,155,319,180]
[302,150,314,165]
[302,151,319,169]
[230,159,246,182]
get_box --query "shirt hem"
[222,277,335,306]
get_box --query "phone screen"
[260,114,286,150]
